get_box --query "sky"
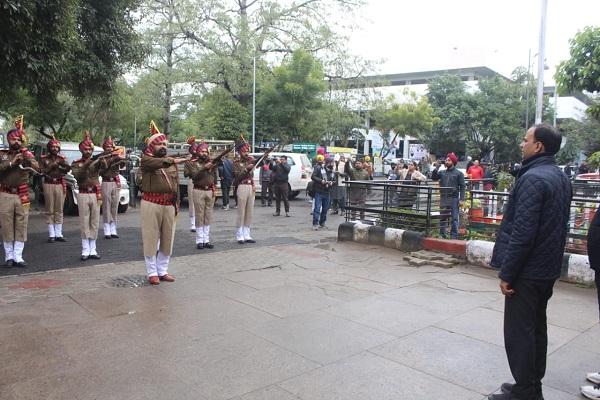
[347,0,600,83]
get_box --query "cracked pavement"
[1,197,599,399]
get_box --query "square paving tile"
[168,330,319,400]
[325,295,450,337]
[231,385,301,400]
[0,295,94,329]
[371,326,510,394]
[279,351,481,400]
[436,307,581,353]
[232,285,341,317]
[249,311,395,364]
[545,343,600,396]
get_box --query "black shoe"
[4,259,14,267]
[268,203,272,206]
[89,254,101,260]
[14,261,27,268]
[48,237,55,243]
[55,237,67,242]
[285,212,290,217]
[261,203,266,207]
[190,228,196,232]
[81,255,89,261]
[332,210,338,215]
[104,235,111,239]
[501,383,513,394]
[204,242,214,249]
[196,243,204,249]
[488,394,511,400]
[245,239,256,243]
[237,240,245,244]
[111,234,119,239]
[273,212,280,216]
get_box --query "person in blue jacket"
[489,124,572,400]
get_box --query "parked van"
[248,152,313,199]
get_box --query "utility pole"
[252,56,256,153]
[525,49,531,129]
[535,0,548,124]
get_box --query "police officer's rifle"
[207,146,234,169]
[253,143,280,168]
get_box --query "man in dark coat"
[270,155,291,217]
[580,208,600,399]
[431,152,465,239]
[489,124,572,400]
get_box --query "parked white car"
[32,142,130,215]
[249,152,313,199]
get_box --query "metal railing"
[343,179,600,255]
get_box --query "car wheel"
[63,189,78,216]
[118,203,128,214]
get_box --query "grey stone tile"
[545,343,600,396]
[436,307,580,353]
[1,353,202,400]
[231,385,301,400]
[0,295,94,328]
[169,330,318,400]
[339,266,442,288]
[169,296,278,340]
[370,326,511,394]
[249,311,396,364]
[279,351,481,400]
[382,281,498,314]
[157,275,258,300]
[325,295,449,337]
[566,324,600,354]
[233,285,341,318]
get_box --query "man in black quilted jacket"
[580,209,600,399]
[489,124,572,400]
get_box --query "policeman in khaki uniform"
[184,140,218,249]
[186,137,199,232]
[233,139,256,244]
[40,135,71,242]
[0,116,39,267]
[140,122,187,285]
[98,136,126,239]
[71,131,102,261]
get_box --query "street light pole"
[252,56,256,153]
[535,0,548,124]
[525,49,531,129]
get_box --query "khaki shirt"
[184,159,217,187]
[71,157,101,189]
[0,150,39,187]
[140,154,179,193]
[233,156,254,183]
[40,155,70,179]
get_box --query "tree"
[197,87,250,141]
[175,0,364,107]
[556,26,600,119]
[0,0,144,104]
[370,92,435,158]
[556,117,600,163]
[256,49,325,142]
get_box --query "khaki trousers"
[77,193,100,239]
[141,200,176,257]
[192,189,214,226]
[236,184,254,228]
[0,192,29,242]
[187,179,195,218]
[43,183,65,224]
[101,181,119,224]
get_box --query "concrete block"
[466,240,495,267]
[353,223,370,243]
[565,254,594,284]
[384,228,404,250]
[400,230,423,252]
[410,250,444,261]
[368,226,386,246]
[403,256,430,267]
[337,222,355,242]
[429,259,455,269]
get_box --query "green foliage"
[257,49,325,142]
[0,0,144,104]
[496,171,515,192]
[557,117,600,163]
[556,26,600,119]
[198,87,250,141]
[588,151,600,170]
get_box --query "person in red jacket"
[467,159,485,190]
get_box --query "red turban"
[102,136,114,149]
[187,137,198,155]
[47,137,61,150]
[197,141,209,152]
[144,133,167,156]
[79,131,94,152]
[446,152,458,165]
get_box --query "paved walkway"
[0,236,598,399]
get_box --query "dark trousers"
[504,278,555,399]
[261,181,272,205]
[273,182,289,213]
[221,180,231,206]
[594,272,600,318]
